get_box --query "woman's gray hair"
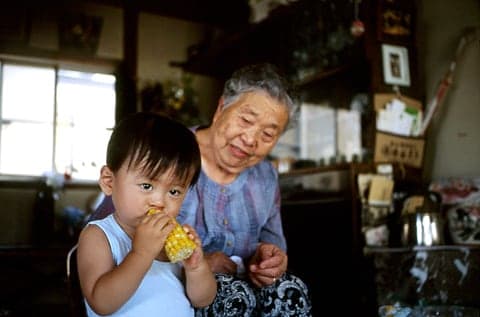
[221,63,300,131]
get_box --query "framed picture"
[58,12,103,56]
[381,44,410,86]
[376,0,415,43]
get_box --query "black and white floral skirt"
[195,272,312,317]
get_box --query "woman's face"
[210,91,289,174]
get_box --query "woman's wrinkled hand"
[247,243,288,287]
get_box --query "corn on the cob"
[147,209,197,262]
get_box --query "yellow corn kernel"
[165,221,197,262]
[147,209,196,262]
[147,209,158,216]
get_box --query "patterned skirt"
[195,272,312,317]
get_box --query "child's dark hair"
[106,112,201,186]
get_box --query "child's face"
[108,162,192,227]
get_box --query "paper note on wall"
[337,109,362,161]
[299,103,335,161]
[271,126,299,159]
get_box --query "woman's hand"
[247,243,288,287]
[205,251,237,275]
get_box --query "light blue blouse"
[177,159,287,260]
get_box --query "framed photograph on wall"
[376,0,415,43]
[381,44,410,86]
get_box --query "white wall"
[137,13,221,118]
[419,0,480,180]
[23,3,221,118]
[27,2,123,60]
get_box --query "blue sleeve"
[257,161,287,251]
[86,194,115,222]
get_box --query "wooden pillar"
[116,2,138,122]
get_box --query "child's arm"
[77,213,173,315]
[182,225,218,308]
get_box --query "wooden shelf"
[294,64,353,87]
[170,0,364,82]
[170,2,305,79]
[364,244,480,254]
[279,162,352,178]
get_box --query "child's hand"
[181,224,204,269]
[132,211,174,260]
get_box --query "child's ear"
[99,165,114,195]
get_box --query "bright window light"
[0,62,116,181]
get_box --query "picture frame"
[376,0,415,43]
[58,12,103,56]
[381,44,410,87]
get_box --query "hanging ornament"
[350,0,365,37]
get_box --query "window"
[0,61,116,181]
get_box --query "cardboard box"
[373,93,425,168]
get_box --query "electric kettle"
[400,191,445,246]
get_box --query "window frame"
[0,55,119,184]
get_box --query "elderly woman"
[91,63,312,316]
[179,63,311,316]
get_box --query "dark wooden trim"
[115,2,138,122]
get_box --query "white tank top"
[85,214,194,317]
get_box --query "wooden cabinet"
[281,195,355,316]
[171,0,368,82]
[364,245,480,312]
[278,162,424,315]
[170,1,302,79]
[279,166,355,316]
